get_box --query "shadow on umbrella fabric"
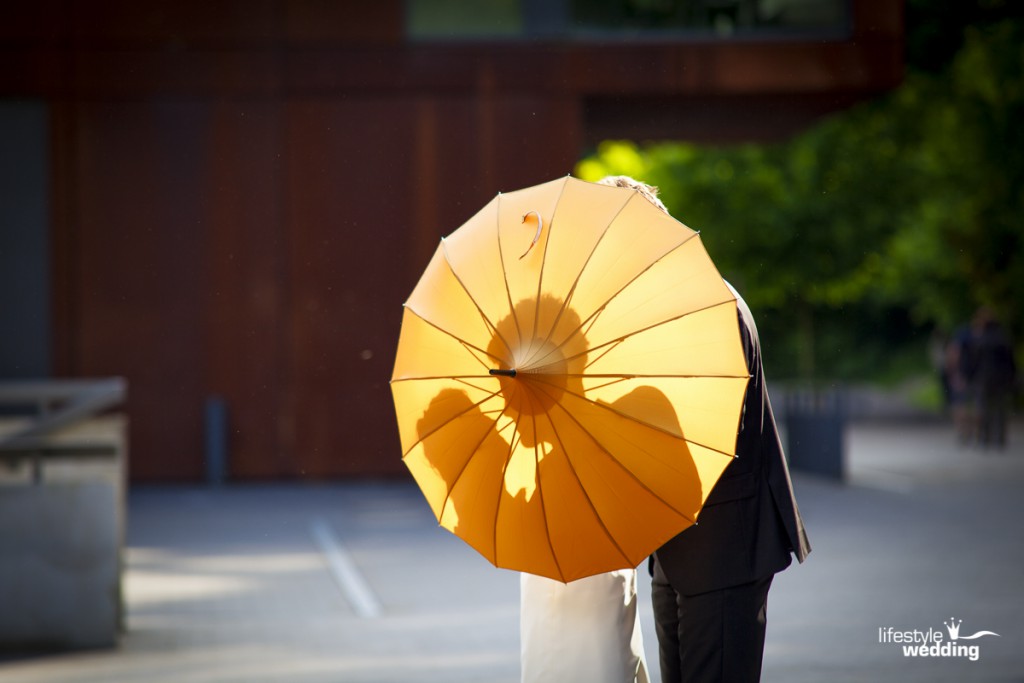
[409,296,702,582]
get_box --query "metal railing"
[0,378,127,483]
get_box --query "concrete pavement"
[763,421,1024,683]
[2,419,1022,683]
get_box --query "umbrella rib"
[525,218,703,371]
[494,192,526,361]
[402,304,504,363]
[392,374,507,384]
[491,417,522,572]
[567,373,749,380]
[532,297,741,372]
[521,185,632,368]
[522,177,571,366]
[580,375,634,392]
[583,338,625,373]
[530,374,741,460]
[535,228,703,369]
[576,228,703,334]
[438,237,517,363]
[531,409,568,583]
[543,407,635,571]
[398,385,504,458]
[539,386,701,527]
[437,401,515,566]
[490,386,567,581]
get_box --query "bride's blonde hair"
[597,175,669,214]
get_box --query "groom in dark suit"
[651,288,811,683]
[598,175,810,683]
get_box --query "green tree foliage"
[905,0,1024,73]
[865,20,1024,338]
[576,19,1023,383]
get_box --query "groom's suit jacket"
[654,291,811,596]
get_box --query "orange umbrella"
[391,176,749,582]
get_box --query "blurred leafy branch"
[576,10,1024,384]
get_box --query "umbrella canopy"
[391,176,750,582]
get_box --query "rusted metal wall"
[2,0,901,480]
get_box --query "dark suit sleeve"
[653,293,809,595]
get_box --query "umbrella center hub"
[496,341,577,418]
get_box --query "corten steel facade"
[1,1,902,481]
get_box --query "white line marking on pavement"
[850,469,917,494]
[310,517,382,618]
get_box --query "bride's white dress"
[520,569,650,683]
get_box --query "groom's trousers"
[651,558,773,683]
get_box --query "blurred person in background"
[966,307,1017,449]
[944,320,977,444]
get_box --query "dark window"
[406,0,850,40]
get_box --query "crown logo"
[944,617,999,641]
[944,617,963,640]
